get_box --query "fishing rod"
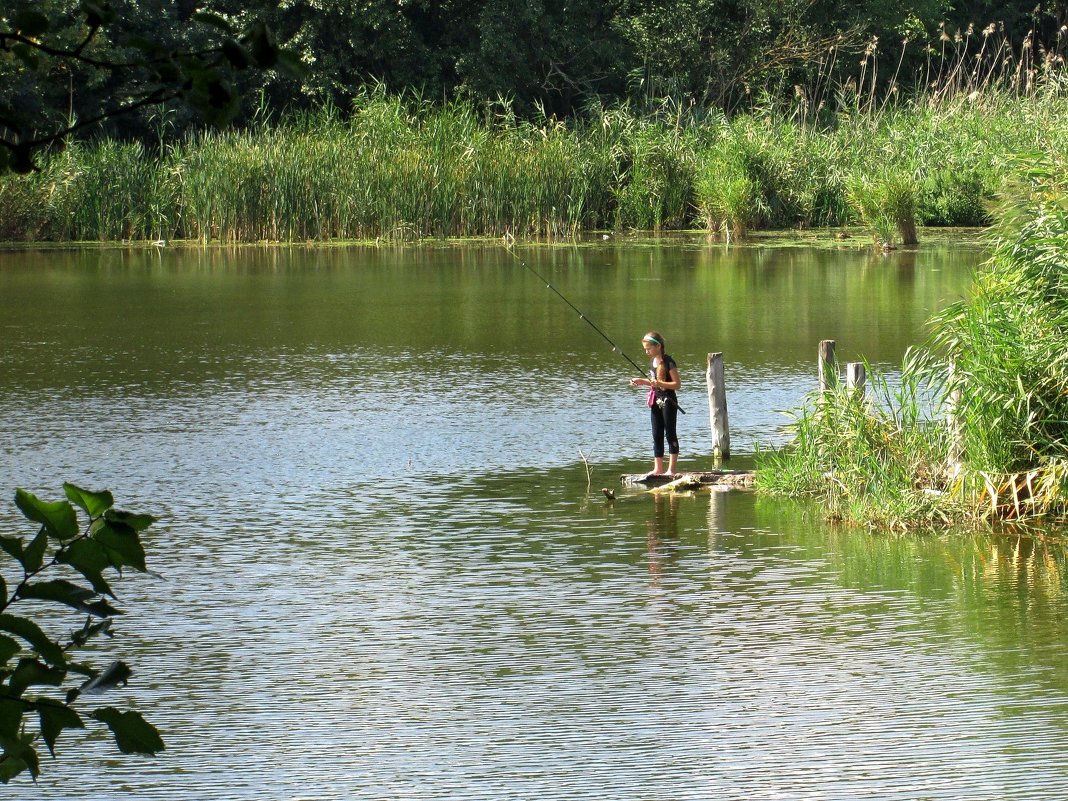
[504,244,646,377]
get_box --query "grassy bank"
[2,80,1068,244]
[755,158,1068,532]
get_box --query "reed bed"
[756,157,1068,531]
[3,33,1068,243]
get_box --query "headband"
[643,335,662,346]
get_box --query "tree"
[0,483,161,783]
[0,0,299,173]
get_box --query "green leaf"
[276,50,309,79]
[13,10,50,37]
[16,579,120,617]
[63,483,113,518]
[91,707,164,755]
[242,22,279,69]
[0,635,19,664]
[193,11,234,33]
[0,732,39,782]
[0,536,24,566]
[0,614,64,667]
[37,702,84,757]
[0,573,5,603]
[78,660,131,694]
[9,657,65,696]
[69,618,113,649]
[58,538,113,596]
[93,522,146,572]
[14,489,78,541]
[0,698,22,740]
[79,0,116,28]
[10,42,40,70]
[222,39,251,70]
[104,509,155,532]
[23,529,47,572]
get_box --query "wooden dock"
[620,470,755,490]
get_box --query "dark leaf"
[12,10,50,37]
[0,536,24,567]
[79,660,131,694]
[242,22,279,69]
[9,657,65,696]
[92,522,146,572]
[11,43,40,70]
[58,538,113,596]
[0,635,19,664]
[193,11,234,33]
[104,509,155,532]
[37,702,84,757]
[70,617,114,649]
[15,489,78,541]
[276,50,309,78]
[23,530,47,572]
[16,579,119,617]
[0,573,5,603]
[10,143,34,174]
[222,39,251,70]
[79,0,116,28]
[0,614,65,667]
[63,483,113,518]
[92,707,164,755]
[0,734,39,782]
[0,698,22,740]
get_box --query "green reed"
[2,47,1068,243]
[757,156,1068,530]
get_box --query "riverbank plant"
[756,158,1068,530]
[1,34,1068,243]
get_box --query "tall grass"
[2,31,1068,243]
[757,157,1068,530]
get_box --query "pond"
[4,236,1068,800]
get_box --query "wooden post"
[818,340,837,391]
[846,362,866,397]
[706,352,730,461]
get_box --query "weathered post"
[818,340,837,391]
[706,352,730,461]
[846,362,866,397]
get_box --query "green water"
[4,237,1068,800]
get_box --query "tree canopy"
[2,0,1067,166]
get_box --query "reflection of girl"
[629,331,681,475]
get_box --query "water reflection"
[5,243,1068,800]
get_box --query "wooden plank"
[620,470,755,489]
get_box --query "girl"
[629,331,681,475]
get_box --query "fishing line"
[503,244,646,377]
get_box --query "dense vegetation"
[756,158,1068,531]
[0,79,1065,243]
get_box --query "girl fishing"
[629,331,681,475]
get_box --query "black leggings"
[650,402,679,458]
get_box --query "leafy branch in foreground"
[0,2,302,174]
[0,483,161,783]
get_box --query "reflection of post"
[706,487,726,552]
[818,340,837,391]
[647,493,681,581]
[706,352,731,461]
[846,362,866,397]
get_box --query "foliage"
[757,156,1068,529]
[0,483,161,783]
[0,1,299,173]
[755,362,960,531]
